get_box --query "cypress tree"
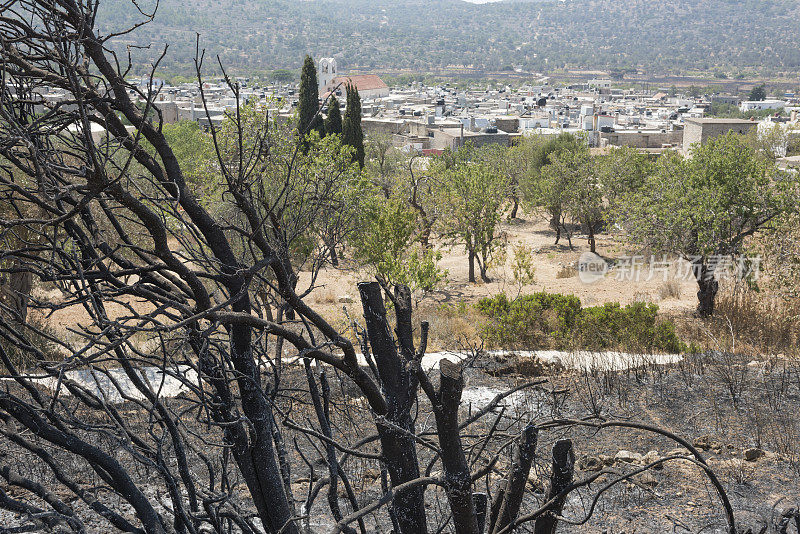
[297,55,323,143]
[342,82,365,167]
[324,95,342,136]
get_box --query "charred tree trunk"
[534,440,574,534]
[393,285,415,361]
[491,424,538,534]
[228,318,298,534]
[693,260,718,318]
[473,493,488,533]
[357,282,428,534]
[434,359,480,534]
[489,480,507,533]
[271,411,298,522]
[303,360,353,532]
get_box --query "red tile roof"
[332,75,388,92]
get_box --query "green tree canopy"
[342,82,365,168]
[271,68,294,82]
[324,95,342,136]
[521,133,589,248]
[297,54,323,143]
[350,196,445,292]
[440,146,511,283]
[749,83,767,101]
[618,133,798,316]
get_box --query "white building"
[588,79,612,90]
[740,100,785,112]
[318,58,337,93]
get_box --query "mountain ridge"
[95,0,800,77]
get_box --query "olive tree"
[527,142,587,249]
[520,133,588,247]
[349,195,446,292]
[365,132,407,198]
[618,134,797,316]
[440,149,511,283]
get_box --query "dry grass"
[415,303,483,351]
[672,285,800,361]
[658,279,682,300]
[313,288,338,304]
[556,264,578,279]
[713,290,800,355]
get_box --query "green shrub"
[477,293,684,353]
[574,302,682,353]
[477,292,581,349]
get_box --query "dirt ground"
[306,215,699,313]
[34,213,702,352]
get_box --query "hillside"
[95,0,800,77]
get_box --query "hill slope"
[95,0,800,77]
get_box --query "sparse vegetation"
[659,279,682,300]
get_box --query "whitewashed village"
[106,58,800,166]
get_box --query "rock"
[309,456,328,477]
[744,448,765,461]
[718,458,747,470]
[615,450,643,464]
[638,473,659,487]
[337,295,354,304]
[489,356,564,377]
[291,482,308,500]
[363,467,381,480]
[693,435,720,451]
[599,454,615,467]
[578,456,604,472]
[643,450,664,470]
[666,448,689,457]
[365,477,385,496]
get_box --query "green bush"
[477,293,684,353]
[476,292,581,349]
[574,302,683,353]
